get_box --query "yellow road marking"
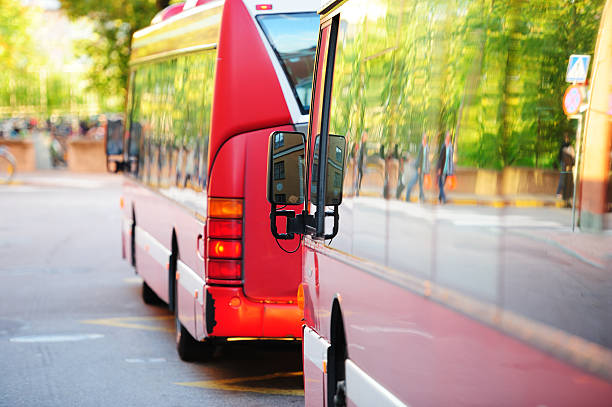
[514,199,544,208]
[176,371,304,396]
[81,316,174,332]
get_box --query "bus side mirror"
[311,134,346,240]
[311,134,346,206]
[105,118,126,173]
[267,131,312,240]
[267,131,306,205]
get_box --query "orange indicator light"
[256,4,272,10]
[208,198,243,219]
[120,197,124,209]
[229,296,241,308]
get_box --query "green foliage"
[0,0,40,112]
[60,0,171,111]
[329,0,604,169]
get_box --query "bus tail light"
[208,239,242,259]
[255,4,272,10]
[208,219,242,239]
[207,197,243,282]
[207,259,241,280]
[208,198,243,219]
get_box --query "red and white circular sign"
[563,85,583,115]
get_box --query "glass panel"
[269,131,306,205]
[257,12,319,114]
[127,50,216,214]
[326,0,610,349]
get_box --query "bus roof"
[130,1,224,66]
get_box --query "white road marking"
[125,358,167,363]
[10,334,104,343]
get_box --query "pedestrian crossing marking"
[566,54,590,83]
[176,371,304,396]
[81,316,174,332]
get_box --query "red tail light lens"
[208,219,242,239]
[208,239,242,259]
[256,4,272,10]
[207,259,241,280]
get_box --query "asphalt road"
[0,173,303,407]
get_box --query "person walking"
[556,133,575,200]
[356,131,368,196]
[437,131,454,204]
[405,133,429,202]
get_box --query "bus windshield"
[257,12,319,115]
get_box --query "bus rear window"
[257,13,319,115]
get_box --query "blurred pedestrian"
[437,131,454,204]
[556,133,575,200]
[356,131,368,196]
[405,133,429,202]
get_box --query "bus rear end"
[203,0,319,339]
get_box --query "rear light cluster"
[207,198,244,282]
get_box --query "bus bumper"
[205,285,301,338]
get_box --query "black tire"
[328,303,348,407]
[175,317,214,362]
[142,281,162,305]
[168,251,177,314]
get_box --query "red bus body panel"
[305,243,612,406]
[209,0,291,172]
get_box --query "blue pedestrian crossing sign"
[566,55,590,83]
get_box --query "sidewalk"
[4,170,122,189]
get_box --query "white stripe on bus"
[346,359,409,407]
[135,225,171,267]
[177,259,205,307]
[303,326,329,372]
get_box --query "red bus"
[106,0,320,360]
[267,0,612,405]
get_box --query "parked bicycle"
[0,146,16,184]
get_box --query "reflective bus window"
[127,51,215,213]
[326,0,610,340]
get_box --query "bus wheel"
[142,281,162,305]
[328,301,347,407]
[175,318,214,362]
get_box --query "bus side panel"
[242,126,302,301]
[122,180,170,303]
[207,135,246,198]
[311,246,612,406]
[209,0,291,167]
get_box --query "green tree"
[59,0,172,111]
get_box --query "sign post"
[564,54,590,231]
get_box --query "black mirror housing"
[267,131,306,205]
